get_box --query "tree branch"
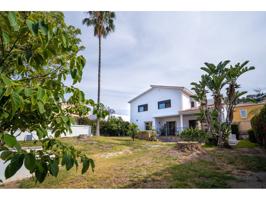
[0,31,30,68]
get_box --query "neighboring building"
[232,101,266,135]
[128,85,200,136]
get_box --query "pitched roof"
[235,101,266,108]
[128,85,194,103]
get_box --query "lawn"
[3,136,266,188]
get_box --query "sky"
[64,12,266,118]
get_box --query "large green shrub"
[100,116,131,136]
[251,105,266,147]
[180,128,207,143]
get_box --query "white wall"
[0,159,32,184]
[14,125,92,141]
[130,87,185,130]
[181,93,192,110]
[183,115,199,128]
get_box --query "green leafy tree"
[82,11,116,136]
[100,116,130,136]
[251,105,266,147]
[0,12,94,183]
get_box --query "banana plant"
[191,60,255,147]
[225,61,255,124]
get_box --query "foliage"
[100,116,133,137]
[128,123,139,141]
[238,89,266,104]
[236,139,258,148]
[76,117,94,126]
[251,105,266,147]
[136,130,157,141]
[91,102,110,120]
[248,129,256,143]
[180,128,207,143]
[191,60,254,147]
[231,124,239,140]
[0,12,94,182]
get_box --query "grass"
[236,139,258,148]
[19,140,42,147]
[4,136,266,188]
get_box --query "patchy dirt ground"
[1,137,266,188]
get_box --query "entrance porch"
[154,113,200,136]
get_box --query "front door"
[166,121,176,136]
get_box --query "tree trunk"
[96,36,102,136]
[176,141,202,152]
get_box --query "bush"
[128,123,139,141]
[248,129,256,143]
[206,137,218,146]
[180,128,207,143]
[251,105,266,147]
[231,124,240,140]
[100,116,130,136]
[136,130,157,141]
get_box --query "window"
[138,104,148,112]
[145,122,152,130]
[191,101,195,108]
[240,109,247,118]
[158,99,171,109]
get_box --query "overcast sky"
[64,12,266,117]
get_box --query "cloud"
[64,11,266,117]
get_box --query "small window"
[145,122,152,130]
[191,101,195,108]
[138,104,148,112]
[240,109,247,118]
[158,99,171,109]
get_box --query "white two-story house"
[129,85,200,136]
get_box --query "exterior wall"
[14,125,92,141]
[233,104,265,123]
[130,87,189,130]
[183,115,199,128]
[182,94,192,110]
[233,103,265,133]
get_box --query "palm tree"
[225,61,255,124]
[83,11,116,136]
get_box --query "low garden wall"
[136,130,157,141]
[14,125,92,141]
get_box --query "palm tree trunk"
[96,35,101,136]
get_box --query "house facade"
[129,85,200,136]
[232,101,266,135]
